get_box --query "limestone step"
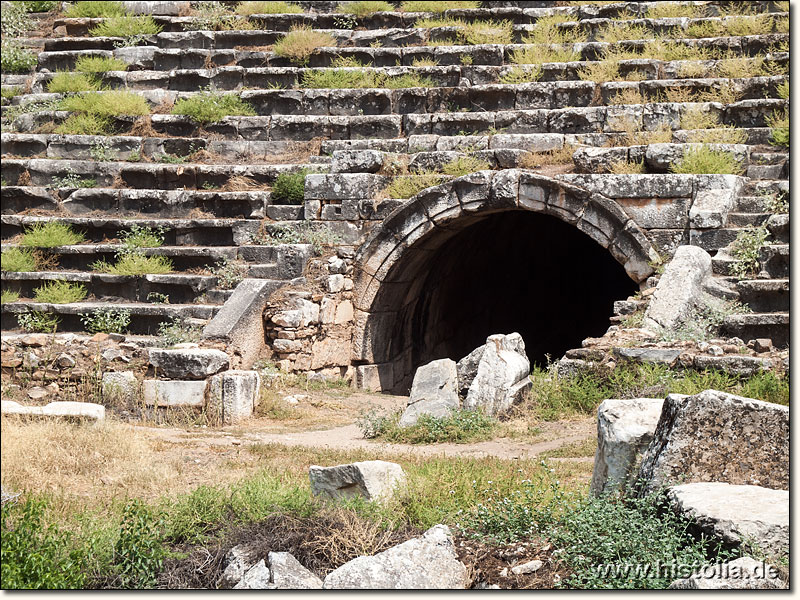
[725,212,770,227]
[736,278,789,312]
[1,271,222,305]
[711,243,788,279]
[1,300,219,335]
[765,213,789,243]
[721,311,789,348]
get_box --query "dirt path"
[137,418,596,460]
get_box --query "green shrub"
[338,1,394,17]
[1,247,37,272]
[47,72,103,93]
[74,55,129,74]
[401,1,481,11]
[273,25,337,65]
[1,497,88,589]
[91,252,174,276]
[1,290,20,304]
[157,316,203,346]
[252,221,342,254]
[64,1,127,18]
[33,280,87,304]
[499,65,542,84]
[120,224,166,250]
[80,307,131,334]
[440,155,491,176]
[1,86,22,101]
[767,109,788,148]
[208,257,248,290]
[1,41,37,73]
[171,91,256,125]
[17,311,61,333]
[20,222,85,248]
[728,226,769,280]
[385,172,444,198]
[382,72,435,89]
[52,169,97,189]
[1,1,31,36]
[235,1,303,15]
[88,15,162,40]
[113,500,166,589]
[669,145,744,175]
[270,169,308,205]
[55,113,115,136]
[21,1,59,12]
[59,90,150,117]
[359,409,497,444]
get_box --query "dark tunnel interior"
[409,210,639,370]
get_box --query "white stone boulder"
[1,400,105,421]
[309,460,406,503]
[462,333,531,416]
[233,560,274,589]
[589,397,665,495]
[268,552,323,589]
[217,544,259,589]
[398,358,460,427]
[148,348,229,379]
[322,524,468,589]
[637,390,789,494]
[207,370,261,425]
[669,557,785,589]
[642,245,712,333]
[667,482,789,557]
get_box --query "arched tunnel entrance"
[352,171,658,393]
[409,211,638,371]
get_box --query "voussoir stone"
[309,460,406,503]
[590,397,665,495]
[148,348,229,379]
[399,358,460,427]
[667,482,789,557]
[637,390,788,494]
[322,524,468,589]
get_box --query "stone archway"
[352,170,660,393]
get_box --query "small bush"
[1,1,31,36]
[597,21,651,44]
[777,80,789,101]
[22,1,59,11]
[33,280,87,304]
[47,72,102,93]
[74,55,129,74]
[499,65,541,84]
[92,252,173,276]
[171,91,256,125]
[1,248,37,272]
[80,307,131,334]
[1,290,20,304]
[680,106,722,131]
[401,1,481,11]
[270,169,308,205]
[337,1,394,17]
[524,14,585,46]
[511,44,580,66]
[670,145,743,175]
[729,226,769,280]
[609,160,645,174]
[385,171,443,198]
[440,155,490,176]
[55,113,115,136]
[461,19,512,45]
[578,59,620,83]
[208,257,248,290]
[17,311,61,333]
[119,225,166,250]
[52,169,97,189]
[235,1,303,15]
[113,500,166,589]
[359,409,498,444]
[1,41,37,73]
[20,222,85,248]
[1,497,88,589]
[60,90,150,117]
[157,316,204,346]
[64,1,127,18]
[88,15,162,40]
[252,222,342,254]
[767,109,788,148]
[273,25,337,65]
[645,2,699,18]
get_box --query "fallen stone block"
[638,390,788,493]
[669,557,785,590]
[268,552,323,589]
[1,400,104,421]
[217,544,259,589]
[322,525,467,589]
[590,397,666,495]
[207,370,261,425]
[141,379,207,408]
[692,354,772,377]
[309,460,406,503]
[463,333,530,417]
[399,358,460,427]
[148,348,229,380]
[233,560,274,590]
[667,482,789,557]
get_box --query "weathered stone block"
[142,379,206,407]
[399,358,460,427]
[207,370,261,425]
[309,460,406,503]
[148,348,229,380]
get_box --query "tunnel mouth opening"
[377,210,639,392]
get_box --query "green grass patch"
[47,72,103,94]
[1,86,22,101]
[64,1,127,18]
[171,91,256,125]
[767,109,788,148]
[440,155,491,176]
[88,15,162,39]
[1,247,37,272]
[74,55,129,74]
[728,226,769,280]
[20,222,85,248]
[498,65,542,84]
[120,225,166,250]
[33,280,87,304]
[270,169,308,205]
[235,1,303,14]
[21,1,59,11]
[80,307,131,334]
[358,409,498,444]
[59,90,150,117]
[55,113,115,136]
[17,311,60,333]
[401,1,481,11]
[300,69,434,89]
[415,17,513,45]
[669,145,744,175]
[1,290,20,304]
[91,252,173,276]
[273,25,337,65]
[337,1,394,17]
[385,171,444,198]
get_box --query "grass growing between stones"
[91,253,174,276]
[300,69,434,89]
[171,92,256,125]
[19,222,85,248]
[337,1,394,17]
[519,363,789,422]
[270,169,307,204]
[74,56,129,74]
[55,113,115,136]
[400,1,481,11]
[357,409,498,444]
[273,25,337,65]
[1,247,38,272]
[33,281,87,304]
[60,90,150,117]
[64,1,127,18]
[88,15,162,40]
[670,145,744,175]
[16,311,60,333]
[414,18,514,45]
[384,171,444,198]
[235,1,303,15]
[47,72,103,94]
[767,109,788,148]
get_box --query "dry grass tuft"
[127,115,165,138]
[17,170,32,186]
[220,175,263,192]
[519,143,577,168]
